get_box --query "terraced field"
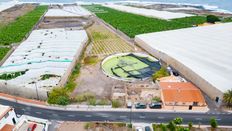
[84,5,207,38]
[87,23,133,56]
[0,5,48,45]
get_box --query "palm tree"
[223,89,232,107]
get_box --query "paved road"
[1,99,232,125]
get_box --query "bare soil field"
[38,17,93,29]
[0,4,36,26]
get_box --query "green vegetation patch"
[84,5,206,38]
[40,74,60,80]
[84,56,99,65]
[0,47,10,61]
[0,6,48,45]
[0,70,28,80]
[152,67,169,81]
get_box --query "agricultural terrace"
[0,5,48,45]
[0,47,10,61]
[87,23,133,56]
[84,5,206,38]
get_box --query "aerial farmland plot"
[83,5,206,38]
[87,23,133,56]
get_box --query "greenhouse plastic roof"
[135,23,232,92]
[0,1,17,12]
[45,5,91,17]
[104,4,194,20]
[0,28,88,89]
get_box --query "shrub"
[127,123,132,128]
[160,124,168,131]
[167,121,176,131]
[84,56,98,65]
[152,67,169,81]
[210,117,218,128]
[173,117,183,125]
[47,88,70,105]
[207,15,220,23]
[88,98,96,106]
[112,100,122,108]
[75,92,95,103]
[188,122,193,129]
[152,96,161,102]
[115,122,126,127]
[97,99,110,105]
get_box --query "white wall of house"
[0,108,18,129]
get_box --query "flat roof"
[135,23,232,92]
[103,4,194,20]
[45,5,91,17]
[0,28,88,89]
[160,82,205,103]
[0,105,11,120]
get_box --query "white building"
[103,4,193,20]
[0,28,88,99]
[135,23,232,101]
[0,105,18,131]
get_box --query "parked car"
[149,102,162,109]
[145,126,151,131]
[127,101,132,108]
[27,123,37,131]
[136,127,143,131]
[135,103,146,109]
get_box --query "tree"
[167,121,176,131]
[173,117,183,125]
[152,67,169,81]
[210,117,218,129]
[223,89,232,107]
[188,122,193,130]
[206,15,220,23]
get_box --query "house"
[159,82,206,107]
[0,105,18,131]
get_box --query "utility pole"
[32,80,39,100]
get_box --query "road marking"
[195,118,202,120]
[85,115,92,118]
[119,116,127,118]
[68,115,75,117]
[158,116,165,119]
[36,112,42,114]
[102,115,109,118]
[139,116,146,119]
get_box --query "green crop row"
[0,6,48,45]
[0,47,10,60]
[84,5,207,38]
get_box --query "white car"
[136,127,143,131]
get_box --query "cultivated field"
[87,23,133,56]
[0,4,36,26]
[0,47,9,61]
[0,5,48,45]
[84,5,207,38]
